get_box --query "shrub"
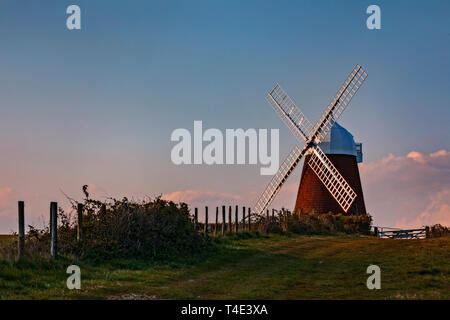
[253,209,372,235]
[427,224,450,238]
[10,195,210,262]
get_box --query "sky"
[0,0,449,233]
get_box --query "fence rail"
[373,226,428,239]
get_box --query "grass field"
[0,233,449,299]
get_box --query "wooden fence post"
[194,208,198,231]
[242,206,246,232]
[272,209,275,219]
[266,209,269,219]
[235,205,239,233]
[221,206,226,235]
[374,227,379,237]
[100,203,106,217]
[50,202,58,258]
[77,203,83,242]
[215,207,218,236]
[248,207,251,232]
[279,210,283,227]
[204,206,209,234]
[284,210,288,230]
[228,206,232,233]
[18,201,25,258]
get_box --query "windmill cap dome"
[317,122,357,156]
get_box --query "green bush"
[254,209,372,235]
[18,195,210,262]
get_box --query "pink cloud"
[0,187,15,233]
[162,190,242,206]
[359,149,450,228]
[162,190,245,221]
[162,182,299,213]
[396,190,450,228]
[0,187,13,216]
[161,181,300,221]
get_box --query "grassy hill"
[0,233,449,299]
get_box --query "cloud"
[163,181,299,208]
[359,149,450,228]
[161,179,300,221]
[162,190,246,221]
[0,187,15,233]
[0,187,13,216]
[396,190,450,228]
[162,190,242,206]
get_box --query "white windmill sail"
[253,65,367,215]
[253,145,308,216]
[266,83,314,143]
[308,145,357,212]
[312,65,368,143]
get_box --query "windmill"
[253,65,368,216]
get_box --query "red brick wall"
[294,154,367,215]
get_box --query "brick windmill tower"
[294,122,366,215]
[253,65,368,216]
